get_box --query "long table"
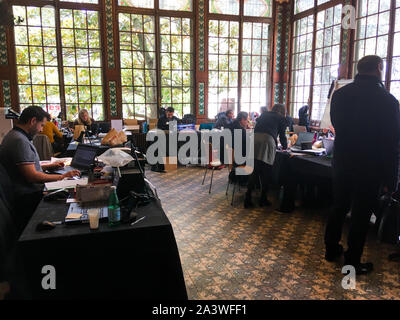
[272,151,333,212]
[18,198,187,300]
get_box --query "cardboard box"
[162,156,177,171]
[124,119,138,125]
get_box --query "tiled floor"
[147,166,400,300]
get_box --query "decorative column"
[196,0,208,121]
[272,0,290,107]
[340,0,353,79]
[0,0,17,110]
[103,0,120,119]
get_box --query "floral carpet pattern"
[147,166,400,300]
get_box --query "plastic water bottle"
[108,186,121,226]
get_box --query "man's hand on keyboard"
[62,170,81,179]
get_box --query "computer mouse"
[36,220,56,231]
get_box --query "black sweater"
[254,111,288,150]
[331,74,400,190]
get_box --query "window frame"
[116,1,195,120]
[288,0,344,121]
[11,0,104,121]
[207,0,274,119]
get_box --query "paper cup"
[88,208,100,230]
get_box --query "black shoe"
[325,244,343,262]
[244,196,254,209]
[344,262,374,275]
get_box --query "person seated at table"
[42,114,64,153]
[157,107,179,130]
[298,100,310,131]
[244,104,288,209]
[0,106,80,236]
[215,109,234,129]
[228,111,249,163]
[73,109,98,136]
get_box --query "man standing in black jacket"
[324,55,400,274]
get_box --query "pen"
[131,216,146,226]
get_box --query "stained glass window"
[244,0,272,18]
[241,22,271,113]
[60,9,104,121]
[208,20,240,119]
[290,15,314,118]
[294,0,314,15]
[160,0,192,11]
[312,5,342,120]
[390,1,400,99]
[160,17,193,118]
[119,13,157,119]
[209,0,239,16]
[13,6,61,116]
[353,0,391,81]
[118,0,154,9]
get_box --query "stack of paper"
[45,177,88,191]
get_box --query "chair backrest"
[199,123,215,130]
[32,134,54,160]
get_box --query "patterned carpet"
[146,166,400,300]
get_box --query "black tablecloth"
[18,198,187,300]
[273,151,333,212]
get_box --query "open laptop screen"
[71,144,98,169]
[295,132,315,147]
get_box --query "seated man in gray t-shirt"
[0,106,80,234]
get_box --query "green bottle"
[108,186,121,226]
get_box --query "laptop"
[322,138,334,157]
[53,144,98,175]
[291,132,315,152]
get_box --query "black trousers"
[324,171,381,264]
[246,159,272,198]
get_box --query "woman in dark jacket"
[244,104,288,208]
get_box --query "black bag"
[377,196,400,245]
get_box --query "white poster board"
[320,79,353,129]
[111,119,123,132]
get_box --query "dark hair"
[225,109,233,116]
[166,107,175,113]
[236,111,248,122]
[357,55,383,75]
[271,103,286,117]
[19,105,49,124]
